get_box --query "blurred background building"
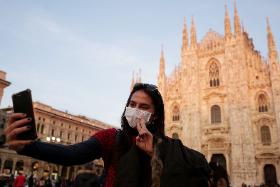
[0,70,112,181]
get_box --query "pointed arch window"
[209,62,220,87]
[211,105,221,124]
[261,126,271,145]
[172,105,180,121]
[258,94,268,112]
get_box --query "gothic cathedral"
[157,3,280,186]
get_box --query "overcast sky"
[1,0,279,127]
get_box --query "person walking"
[13,172,26,187]
[28,174,34,187]
[74,163,100,187]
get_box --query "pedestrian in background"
[13,171,26,187]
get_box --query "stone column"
[66,167,70,180]
[12,158,17,174]
[0,156,5,173]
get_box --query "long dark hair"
[114,83,165,161]
[121,83,165,137]
[113,83,165,187]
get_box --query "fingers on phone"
[10,125,31,139]
[9,117,31,131]
[8,113,27,124]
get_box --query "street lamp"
[46,136,61,143]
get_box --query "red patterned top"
[93,128,118,187]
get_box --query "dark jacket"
[115,138,210,187]
[74,171,100,187]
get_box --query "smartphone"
[12,89,37,140]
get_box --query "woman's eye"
[129,103,136,107]
[140,105,150,110]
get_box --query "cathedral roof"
[199,29,224,49]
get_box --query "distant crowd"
[0,161,278,187]
[0,166,100,187]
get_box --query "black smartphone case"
[12,89,38,140]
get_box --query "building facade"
[158,3,280,186]
[0,71,112,181]
[0,71,10,107]
[0,70,10,133]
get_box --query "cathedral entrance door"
[211,154,227,171]
[264,164,277,186]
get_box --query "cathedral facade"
[158,3,280,186]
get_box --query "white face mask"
[124,107,152,128]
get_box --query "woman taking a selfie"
[4,83,210,187]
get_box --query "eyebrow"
[129,100,151,107]
[139,103,151,108]
[129,100,136,104]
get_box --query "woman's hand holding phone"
[3,113,34,152]
[12,89,38,140]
